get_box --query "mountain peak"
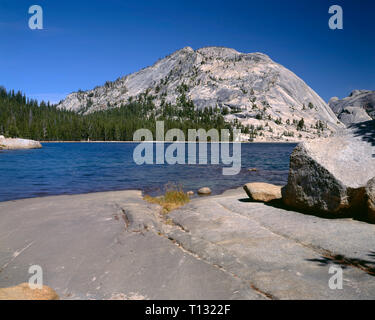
[197,46,240,57]
[174,46,194,54]
[196,46,271,62]
[57,46,343,141]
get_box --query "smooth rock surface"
[0,137,42,150]
[0,283,59,300]
[167,188,375,299]
[1,189,375,300]
[282,121,375,217]
[243,182,282,202]
[0,191,260,300]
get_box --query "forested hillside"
[0,87,235,141]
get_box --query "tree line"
[0,86,234,141]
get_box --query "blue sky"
[0,0,374,103]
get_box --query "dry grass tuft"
[144,184,190,214]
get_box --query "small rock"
[197,187,211,195]
[0,283,59,300]
[186,191,194,196]
[243,182,282,202]
[366,177,375,222]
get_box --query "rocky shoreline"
[0,188,374,300]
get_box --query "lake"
[0,142,296,202]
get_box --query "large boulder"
[282,121,375,219]
[0,283,59,300]
[243,182,282,202]
[0,137,42,150]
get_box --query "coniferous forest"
[0,86,236,141]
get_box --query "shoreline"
[0,185,244,204]
[1,188,374,300]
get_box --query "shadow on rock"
[238,197,374,224]
[350,120,375,156]
[306,251,375,277]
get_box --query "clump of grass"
[144,183,190,214]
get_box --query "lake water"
[0,142,296,202]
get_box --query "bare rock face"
[282,120,375,219]
[0,137,42,150]
[366,177,375,221]
[337,106,372,126]
[57,46,343,142]
[0,283,59,300]
[243,182,282,202]
[329,90,375,126]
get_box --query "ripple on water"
[0,142,296,202]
